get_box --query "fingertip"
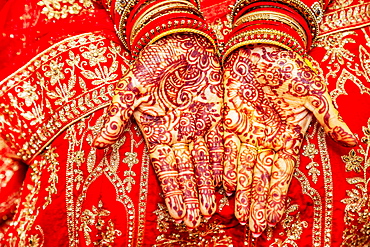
[327,127,358,147]
[199,193,216,217]
[268,222,277,228]
[92,137,109,149]
[165,195,186,220]
[252,232,262,238]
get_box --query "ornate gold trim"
[318,2,370,37]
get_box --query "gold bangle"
[131,10,199,47]
[148,28,217,51]
[130,2,201,46]
[231,0,319,40]
[234,10,307,46]
[117,0,139,49]
[222,28,303,64]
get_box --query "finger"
[149,144,186,220]
[223,131,240,195]
[191,137,216,217]
[249,149,275,237]
[235,143,257,224]
[266,150,297,227]
[172,143,201,228]
[206,122,224,188]
[93,70,139,148]
[305,87,357,147]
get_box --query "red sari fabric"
[0,0,370,246]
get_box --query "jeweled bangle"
[125,0,216,58]
[129,1,202,46]
[222,28,304,64]
[116,0,140,49]
[131,14,216,58]
[234,10,307,46]
[231,0,320,40]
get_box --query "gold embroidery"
[79,200,122,246]
[328,0,353,10]
[0,33,129,162]
[317,127,334,246]
[153,202,233,246]
[37,0,93,20]
[293,167,323,246]
[319,2,370,37]
[269,202,308,246]
[302,124,321,184]
[6,159,46,246]
[43,147,60,209]
[314,29,370,108]
[314,31,356,65]
[65,113,146,247]
[341,118,370,246]
[208,14,233,52]
[137,147,150,246]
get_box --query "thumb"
[93,70,140,148]
[305,90,357,147]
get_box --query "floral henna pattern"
[191,137,216,217]
[223,44,356,236]
[94,33,223,228]
[173,143,200,227]
[235,144,256,224]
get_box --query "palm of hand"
[94,33,223,228]
[223,44,356,235]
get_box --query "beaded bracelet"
[124,0,216,58]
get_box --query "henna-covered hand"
[93,33,223,228]
[222,44,357,236]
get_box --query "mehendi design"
[223,44,356,236]
[94,33,223,228]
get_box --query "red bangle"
[131,13,215,57]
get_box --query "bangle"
[116,0,140,50]
[129,0,202,47]
[223,28,304,64]
[231,0,319,41]
[131,14,216,57]
[234,10,307,46]
[125,0,216,58]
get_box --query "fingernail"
[204,216,212,220]
[187,226,195,232]
[268,222,277,228]
[175,219,183,224]
[252,232,262,238]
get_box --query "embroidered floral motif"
[153,202,233,246]
[0,33,130,161]
[79,200,121,246]
[81,44,108,67]
[341,118,370,246]
[37,0,93,20]
[269,202,308,247]
[43,147,60,209]
[314,31,356,65]
[302,124,321,184]
[342,150,364,173]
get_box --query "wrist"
[223,0,324,63]
[115,0,217,58]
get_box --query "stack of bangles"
[115,0,217,58]
[222,0,319,63]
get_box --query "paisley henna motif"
[94,33,223,228]
[223,44,357,236]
